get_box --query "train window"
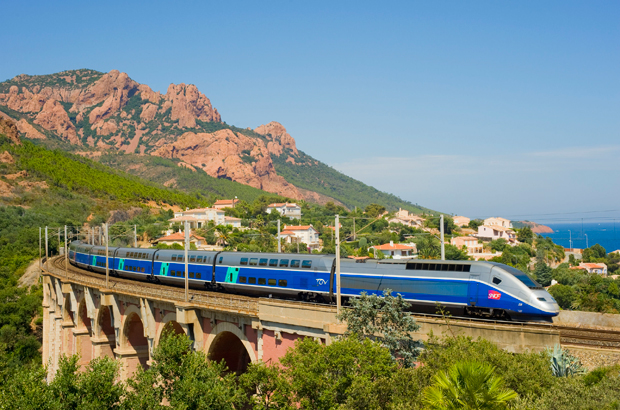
[538,297,547,301]
[156,254,159,260]
[259,258,268,266]
[415,264,423,270]
[279,259,289,267]
[291,260,300,268]
[455,265,463,272]
[208,257,212,263]
[172,255,177,262]
[279,279,287,287]
[269,259,278,267]
[190,272,194,278]
[196,272,201,279]
[170,270,175,276]
[219,257,223,264]
[141,267,145,273]
[442,264,449,271]
[249,277,256,284]
[258,278,266,285]
[422,263,429,270]
[448,265,455,271]
[302,260,312,269]
[179,256,184,262]
[197,256,203,263]
[240,258,248,265]
[268,278,277,286]
[492,277,502,285]
[190,256,196,263]
[463,265,471,272]
[239,276,247,283]
[249,258,258,266]
[428,264,436,271]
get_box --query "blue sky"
[2,1,618,221]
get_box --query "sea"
[538,222,620,253]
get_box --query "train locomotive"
[69,241,559,321]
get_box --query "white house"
[453,216,470,227]
[266,203,302,220]
[213,199,237,210]
[579,263,608,276]
[371,242,417,259]
[478,225,516,242]
[483,217,513,228]
[279,225,320,250]
[224,216,242,228]
[170,207,225,228]
[153,231,205,247]
[450,236,483,255]
[387,208,424,227]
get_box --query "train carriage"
[69,241,559,321]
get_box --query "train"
[69,240,560,322]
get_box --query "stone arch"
[154,312,186,349]
[205,322,257,374]
[93,305,116,359]
[119,304,149,374]
[75,298,93,365]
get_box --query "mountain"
[0,69,432,212]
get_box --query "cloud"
[528,145,620,159]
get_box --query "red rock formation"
[0,117,21,144]
[165,83,221,128]
[152,129,300,198]
[254,121,299,156]
[34,100,79,144]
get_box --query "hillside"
[0,69,432,212]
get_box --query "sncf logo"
[488,290,502,300]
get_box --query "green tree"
[418,235,440,259]
[533,260,553,287]
[422,361,518,410]
[338,290,421,367]
[468,219,483,230]
[517,227,534,244]
[490,239,508,252]
[548,284,576,309]
[445,244,470,260]
[279,337,397,410]
[364,204,386,218]
[125,331,244,410]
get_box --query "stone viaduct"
[41,257,561,380]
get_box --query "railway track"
[45,256,620,349]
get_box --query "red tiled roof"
[169,216,198,222]
[156,232,205,242]
[373,243,416,250]
[581,263,606,269]
[283,225,314,231]
[214,199,235,205]
[224,216,241,221]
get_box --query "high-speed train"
[69,241,559,321]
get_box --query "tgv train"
[69,241,559,321]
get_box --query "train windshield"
[501,265,541,289]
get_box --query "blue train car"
[68,241,559,321]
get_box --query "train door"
[468,274,480,306]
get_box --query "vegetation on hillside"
[272,149,432,213]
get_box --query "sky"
[1,1,618,222]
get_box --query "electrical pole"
[184,221,189,302]
[57,228,61,255]
[45,226,49,270]
[353,217,356,241]
[336,215,341,317]
[277,219,281,253]
[64,225,68,278]
[39,227,42,273]
[440,214,445,261]
[568,230,572,250]
[134,225,138,248]
[585,234,588,249]
[104,223,109,288]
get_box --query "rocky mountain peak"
[254,121,298,157]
